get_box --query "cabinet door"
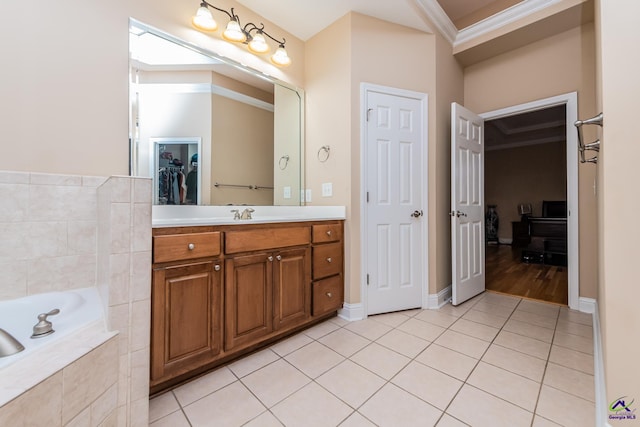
[225,252,274,351]
[151,261,222,384]
[273,247,311,331]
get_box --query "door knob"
[411,210,423,218]
[456,211,467,218]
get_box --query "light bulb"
[192,5,217,31]
[271,45,291,67]
[223,19,246,42]
[248,32,269,54]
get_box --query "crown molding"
[416,0,566,49]
[455,0,564,46]
[414,0,457,44]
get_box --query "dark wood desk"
[523,217,567,266]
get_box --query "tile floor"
[149,292,596,427]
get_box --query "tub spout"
[31,308,60,338]
[0,328,25,357]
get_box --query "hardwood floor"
[486,244,568,305]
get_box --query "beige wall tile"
[28,254,96,294]
[0,260,27,299]
[108,304,130,356]
[129,251,151,302]
[133,178,152,204]
[0,183,29,221]
[65,407,91,427]
[109,203,131,254]
[132,203,152,252]
[68,220,97,255]
[30,173,82,186]
[130,300,150,353]
[130,348,150,402]
[108,177,132,204]
[62,337,119,424]
[90,384,118,426]
[29,185,96,221]
[0,372,63,427]
[117,354,130,407]
[0,170,30,184]
[108,253,130,306]
[129,396,149,427]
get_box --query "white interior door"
[365,88,425,315]
[451,103,485,305]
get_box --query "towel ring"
[279,155,290,170]
[317,145,330,162]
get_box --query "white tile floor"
[149,292,596,427]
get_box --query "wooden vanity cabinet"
[151,260,223,387]
[151,221,342,394]
[151,231,223,389]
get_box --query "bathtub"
[0,287,104,370]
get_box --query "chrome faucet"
[31,309,60,338]
[240,208,254,220]
[0,328,24,357]
[231,208,254,220]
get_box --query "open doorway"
[484,105,569,304]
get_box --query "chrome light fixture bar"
[192,1,291,67]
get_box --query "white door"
[365,89,425,315]
[451,103,485,305]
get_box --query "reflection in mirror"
[129,20,303,206]
[152,137,201,205]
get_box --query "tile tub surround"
[0,325,118,426]
[0,171,152,427]
[150,292,597,427]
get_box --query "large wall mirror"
[129,20,304,206]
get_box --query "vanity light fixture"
[191,1,291,66]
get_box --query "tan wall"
[433,33,465,294]
[305,13,437,304]
[0,0,304,177]
[210,95,274,205]
[485,142,567,241]
[597,0,640,417]
[464,23,598,299]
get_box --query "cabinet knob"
[326,230,332,236]
[214,264,221,271]
[326,257,332,263]
[326,292,333,298]
[187,243,195,251]
[268,256,274,262]
[276,255,282,261]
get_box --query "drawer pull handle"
[214,264,221,271]
[326,257,332,263]
[326,292,333,298]
[326,230,332,236]
[276,255,282,261]
[188,243,195,251]
[268,256,274,262]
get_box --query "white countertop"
[152,205,346,227]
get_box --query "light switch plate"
[283,186,291,199]
[322,182,333,197]
[305,189,312,203]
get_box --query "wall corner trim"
[338,303,365,322]
[592,300,608,427]
[579,297,596,314]
[426,285,452,309]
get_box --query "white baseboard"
[592,300,608,427]
[338,303,364,322]
[426,285,452,309]
[579,297,596,314]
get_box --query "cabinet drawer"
[312,223,342,243]
[312,243,342,279]
[312,275,343,316]
[154,232,221,263]
[225,226,310,254]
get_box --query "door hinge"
[366,108,373,122]
[366,192,369,203]
[366,274,370,285]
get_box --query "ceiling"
[485,105,567,150]
[234,0,524,41]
